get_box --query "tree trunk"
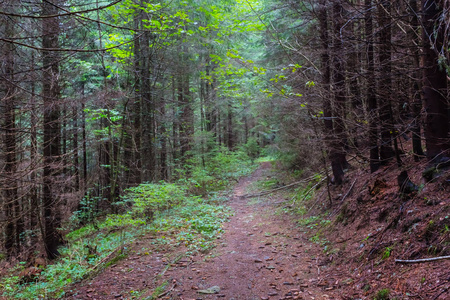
[422,0,449,160]
[331,1,348,184]
[318,0,333,156]
[180,70,193,162]
[73,104,80,191]
[30,51,39,247]
[2,12,20,255]
[365,0,380,172]
[159,97,168,179]
[133,14,143,184]
[42,0,62,259]
[172,76,179,170]
[409,0,425,160]
[82,95,87,191]
[227,102,234,150]
[347,2,363,149]
[378,0,395,164]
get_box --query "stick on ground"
[395,255,450,264]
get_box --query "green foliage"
[121,182,188,218]
[149,281,168,300]
[154,193,233,253]
[243,137,261,161]
[1,166,240,299]
[105,253,127,268]
[70,193,101,226]
[298,215,329,229]
[382,247,392,260]
[259,177,279,189]
[184,147,257,195]
[293,176,322,204]
[374,288,390,300]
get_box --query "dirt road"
[69,163,337,299]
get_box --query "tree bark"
[133,13,143,184]
[227,102,234,150]
[331,1,348,184]
[159,96,168,179]
[422,0,449,160]
[2,11,21,255]
[42,0,62,259]
[378,0,395,164]
[73,104,80,191]
[365,0,380,172]
[409,0,425,160]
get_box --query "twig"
[395,255,450,264]
[341,179,357,202]
[432,287,449,300]
[243,181,307,198]
[90,246,122,272]
[306,178,329,212]
[158,253,185,278]
[289,177,326,208]
[243,172,325,199]
[157,284,176,298]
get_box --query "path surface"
[69,163,338,299]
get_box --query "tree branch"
[395,255,450,264]
[0,35,140,52]
[0,0,122,19]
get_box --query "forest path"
[69,162,338,300]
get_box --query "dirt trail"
[69,162,338,300]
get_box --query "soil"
[66,160,450,300]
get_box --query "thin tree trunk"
[133,13,143,184]
[365,0,380,172]
[73,104,80,191]
[42,0,62,259]
[200,70,206,167]
[82,89,87,191]
[422,0,449,160]
[318,0,336,194]
[409,0,425,160]
[331,1,348,184]
[318,0,333,157]
[2,14,20,255]
[378,0,395,164]
[347,1,362,149]
[30,50,39,247]
[160,97,168,179]
[227,102,234,150]
[172,76,179,169]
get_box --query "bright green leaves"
[84,108,124,139]
[270,74,286,83]
[253,66,266,74]
[85,108,122,123]
[210,54,223,63]
[260,89,274,97]
[280,63,302,74]
[305,81,315,87]
[226,49,244,60]
[105,33,133,65]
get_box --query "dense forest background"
[1,0,449,287]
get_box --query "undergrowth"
[1,149,256,299]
